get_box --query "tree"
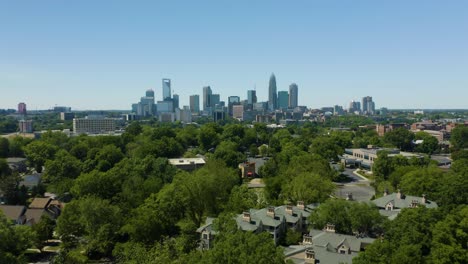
[0,137,9,157]
[450,125,468,152]
[383,128,415,151]
[202,230,285,264]
[23,140,58,172]
[0,211,37,264]
[282,172,335,204]
[56,196,123,258]
[213,141,246,168]
[309,136,343,161]
[43,150,82,194]
[414,131,439,154]
[225,185,260,213]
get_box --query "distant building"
[362,96,375,115]
[175,108,192,123]
[168,158,206,171]
[19,120,33,133]
[342,147,422,169]
[162,78,171,100]
[288,83,298,108]
[73,117,117,134]
[156,100,174,113]
[173,94,179,110]
[333,105,344,116]
[203,86,212,111]
[211,94,220,107]
[132,89,156,117]
[190,95,200,113]
[277,91,289,109]
[247,90,257,105]
[213,108,226,122]
[17,103,27,115]
[348,100,361,113]
[228,96,240,116]
[53,106,71,113]
[376,123,408,136]
[253,102,268,112]
[233,105,244,119]
[268,73,277,111]
[60,112,75,121]
[159,112,175,122]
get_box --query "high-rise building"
[190,95,200,113]
[362,96,375,115]
[173,94,179,110]
[348,100,361,113]
[277,91,289,109]
[247,90,257,105]
[17,103,27,115]
[211,94,220,107]
[162,79,171,100]
[203,86,212,110]
[146,89,155,98]
[228,96,240,116]
[268,73,277,111]
[19,120,33,133]
[288,83,298,108]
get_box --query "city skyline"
[1,1,468,110]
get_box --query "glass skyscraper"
[268,73,277,111]
[162,78,171,100]
[288,83,298,108]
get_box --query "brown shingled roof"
[29,198,52,209]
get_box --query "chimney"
[383,188,389,196]
[397,189,402,199]
[303,234,313,245]
[286,204,293,215]
[305,248,317,264]
[297,201,305,210]
[267,206,275,218]
[421,194,426,204]
[325,223,336,233]
[242,211,251,222]
[346,193,353,201]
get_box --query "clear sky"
[1,1,467,110]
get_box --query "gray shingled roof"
[372,193,438,209]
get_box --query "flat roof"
[168,158,206,166]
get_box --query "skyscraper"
[277,91,289,109]
[173,94,179,110]
[247,90,257,105]
[190,95,200,113]
[203,86,212,110]
[288,83,298,108]
[268,73,277,111]
[210,94,220,107]
[146,89,155,98]
[17,102,27,115]
[162,79,171,100]
[228,96,240,116]
[362,96,375,115]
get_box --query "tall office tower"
[277,91,289,109]
[228,96,240,116]
[146,89,155,98]
[268,73,277,111]
[173,94,179,110]
[162,79,171,100]
[17,102,27,115]
[190,95,200,113]
[203,86,212,110]
[211,94,220,106]
[288,83,298,108]
[247,90,257,105]
[362,96,374,115]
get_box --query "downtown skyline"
[1,1,468,110]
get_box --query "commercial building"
[73,117,117,134]
[341,147,423,169]
[277,91,289,109]
[175,108,192,123]
[362,96,375,115]
[232,105,244,119]
[190,95,200,113]
[19,120,33,133]
[268,73,277,111]
[247,90,257,105]
[17,103,27,115]
[203,86,212,111]
[162,78,171,100]
[60,112,75,121]
[288,83,298,108]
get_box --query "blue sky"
[1,1,467,110]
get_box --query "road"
[331,164,375,202]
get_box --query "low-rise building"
[239,161,256,178]
[168,158,206,171]
[372,190,438,220]
[73,117,117,134]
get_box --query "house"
[239,161,256,178]
[285,226,375,264]
[0,205,27,225]
[197,217,218,250]
[197,202,317,248]
[371,190,438,220]
[6,157,27,173]
[28,197,62,219]
[19,173,42,190]
[235,202,316,245]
